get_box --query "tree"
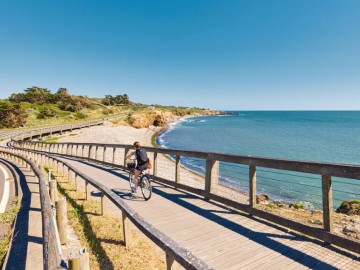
[0,101,28,128]
[101,94,130,106]
[101,95,115,106]
[9,86,52,104]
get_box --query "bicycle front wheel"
[140,175,152,200]
[129,171,135,191]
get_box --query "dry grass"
[0,198,20,267]
[256,202,360,240]
[54,173,165,270]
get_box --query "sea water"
[157,111,360,209]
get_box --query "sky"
[0,0,359,110]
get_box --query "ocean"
[157,111,360,209]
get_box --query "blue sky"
[0,0,359,110]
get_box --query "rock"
[256,194,269,204]
[336,200,360,215]
[342,223,360,239]
[308,219,314,224]
[311,210,322,215]
[315,220,323,225]
[218,111,238,116]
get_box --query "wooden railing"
[0,148,63,270]
[7,147,212,270]
[1,114,123,142]
[11,138,360,254]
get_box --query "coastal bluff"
[126,109,225,129]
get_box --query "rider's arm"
[126,150,135,160]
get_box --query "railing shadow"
[56,182,115,270]
[4,161,32,270]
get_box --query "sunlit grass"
[54,172,165,269]
[0,198,20,267]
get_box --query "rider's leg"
[134,169,140,189]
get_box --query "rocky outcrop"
[127,109,220,129]
[256,194,269,204]
[336,200,360,215]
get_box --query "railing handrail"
[7,118,360,254]
[0,148,63,269]
[10,147,212,270]
[20,141,360,181]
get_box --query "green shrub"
[0,101,28,128]
[74,112,87,119]
[102,108,114,115]
[293,202,305,209]
[37,112,45,119]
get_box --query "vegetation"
[0,101,28,128]
[336,200,360,215]
[0,85,216,130]
[0,198,20,267]
[0,87,124,129]
[9,87,92,112]
[54,173,165,269]
[101,94,130,106]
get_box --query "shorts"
[136,163,148,171]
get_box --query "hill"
[0,86,219,129]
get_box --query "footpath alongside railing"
[7,147,212,270]
[0,115,123,269]
[10,136,360,255]
[0,148,63,270]
[0,114,123,142]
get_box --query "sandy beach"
[57,118,249,203]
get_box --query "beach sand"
[57,119,249,204]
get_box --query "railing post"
[249,165,257,214]
[95,146,99,160]
[153,152,158,177]
[165,253,181,270]
[124,146,131,166]
[322,175,333,240]
[101,191,107,215]
[49,180,58,204]
[175,155,180,188]
[56,197,68,244]
[122,210,132,248]
[205,157,219,200]
[103,147,106,162]
[82,145,85,157]
[85,180,91,200]
[112,147,116,164]
[74,173,78,191]
[88,146,91,159]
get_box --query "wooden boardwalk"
[1,159,44,270]
[57,155,360,269]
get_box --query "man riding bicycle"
[126,141,149,193]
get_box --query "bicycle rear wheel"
[140,175,152,200]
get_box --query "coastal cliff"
[126,109,222,129]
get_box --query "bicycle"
[127,159,152,200]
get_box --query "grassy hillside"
[0,86,218,130]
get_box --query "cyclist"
[126,141,149,193]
